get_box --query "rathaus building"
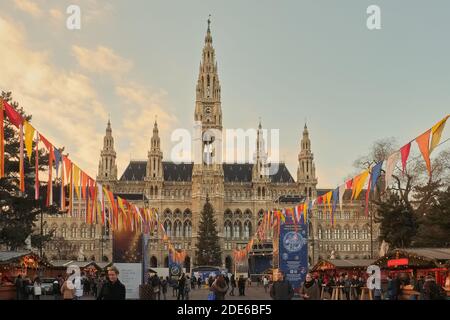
[42,20,379,270]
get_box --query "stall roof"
[48,260,102,269]
[311,259,375,271]
[400,248,450,261]
[0,251,31,263]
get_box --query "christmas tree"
[0,91,60,251]
[195,195,222,266]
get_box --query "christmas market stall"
[374,248,450,299]
[47,260,111,278]
[0,251,50,300]
[311,259,375,276]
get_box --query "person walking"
[238,275,246,296]
[299,273,320,300]
[151,273,161,300]
[74,276,83,300]
[229,274,236,296]
[97,266,126,300]
[61,276,75,300]
[191,275,196,290]
[270,272,294,300]
[185,276,191,300]
[423,275,446,300]
[197,276,202,289]
[211,274,229,300]
[53,278,61,300]
[15,275,23,300]
[263,276,269,293]
[33,277,42,300]
[177,273,186,300]
[161,276,168,300]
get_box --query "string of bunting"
[233,114,450,262]
[0,98,187,262]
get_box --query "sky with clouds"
[0,0,449,188]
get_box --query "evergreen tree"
[413,186,450,247]
[0,91,59,251]
[195,196,222,266]
[374,192,417,248]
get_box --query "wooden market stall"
[0,251,51,300]
[311,259,375,276]
[374,248,450,299]
[47,260,111,277]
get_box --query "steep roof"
[120,161,295,183]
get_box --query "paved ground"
[165,284,272,301]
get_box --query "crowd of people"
[12,266,126,300]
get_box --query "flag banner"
[400,142,411,173]
[2,100,23,128]
[73,164,81,200]
[338,184,345,212]
[34,134,39,200]
[19,123,25,192]
[23,121,35,161]
[0,99,4,178]
[40,134,54,206]
[385,151,400,190]
[430,115,449,152]
[354,170,369,200]
[416,129,432,176]
[370,161,383,190]
[278,218,308,292]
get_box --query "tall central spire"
[194,16,222,130]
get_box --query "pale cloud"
[48,8,64,22]
[72,45,133,79]
[0,16,107,177]
[115,82,179,169]
[14,0,42,17]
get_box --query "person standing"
[229,274,236,296]
[161,276,168,300]
[15,275,23,300]
[151,273,161,300]
[263,276,269,294]
[53,279,61,300]
[191,275,196,290]
[74,276,83,300]
[270,272,294,300]
[185,276,191,300]
[197,276,202,289]
[211,274,229,300]
[238,275,246,296]
[299,273,320,300]
[423,275,446,300]
[61,276,75,300]
[33,277,42,300]
[177,273,186,300]
[97,266,126,300]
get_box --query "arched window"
[183,220,192,238]
[70,224,77,238]
[224,220,232,239]
[343,227,350,240]
[244,221,252,239]
[234,221,242,239]
[318,228,323,240]
[61,224,68,238]
[174,220,182,238]
[334,227,341,240]
[164,220,172,237]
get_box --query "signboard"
[114,263,142,300]
[278,222,308,291]
[387,258,409,268]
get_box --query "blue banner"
[278,221,308,291]
[168,253,182,279]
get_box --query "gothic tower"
[145,119,164,199]
[191,17,225,262]
[252,121,270,200]
[297,123,317,198]
[97,119,117,188]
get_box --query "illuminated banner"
[278,220,308,291]
[387,258,409,268]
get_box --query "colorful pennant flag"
[34,134,39,200]
[353,170,369,200]
[430,115,449,153]
[385,151,400,190]
[370,161,383,190]
[2,100,23,128]
[0,99,4,178]
[19,123,25,192]
[416,129,432,176]
[23,121,35,161]
[400,143,411,173]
